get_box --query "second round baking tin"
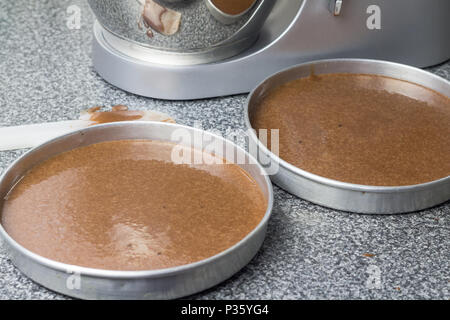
[245,59,450,214]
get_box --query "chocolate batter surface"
[211,0,256,15]
[251,73,450,186]
[1,140,266,271]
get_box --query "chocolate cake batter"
[251,73,450,186]
[1,140,266,271]
[211,0,256,15]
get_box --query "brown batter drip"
[87,105,144,124]
[251,73,450,186]
[1,140,266,271]
[211,0,256,15]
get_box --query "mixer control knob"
[329,0,343,16]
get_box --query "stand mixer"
[89,0,450,100]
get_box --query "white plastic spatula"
[0,106,175,151]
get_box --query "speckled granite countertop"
[0,0,449,300]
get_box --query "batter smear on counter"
[251,73,450,186]
[1,140,266,271]
[86,105,144,123]
[81,105,175,124]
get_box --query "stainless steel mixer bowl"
[87,0,275,63]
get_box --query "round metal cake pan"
[0,122,273,299]
[245,58,450,214]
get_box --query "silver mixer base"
[92,0,450,100]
